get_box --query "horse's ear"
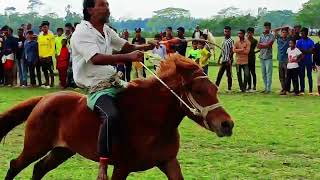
[173,54,199,79]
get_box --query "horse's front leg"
[158,158,184,180]
[111,167,129,180]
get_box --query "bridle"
[139,62,222,130]
[184,76,222,129]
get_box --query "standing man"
[132,28,146,78]
[71,0,154,179]
[24,31,39,87]
[216,26,234,92]
[246,27,258,92]
[1,26,18,86]
[274,28,291,93]
[162,27,177,55]
[16,28,27,87]
[175,27,188,56]
[38,21,55,88]
[297,28,314,95]
[258,22,275,93]
[233,29,250,92]
[293,25,302,42]
[192,25,202,39]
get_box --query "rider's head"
[83,0,110,24]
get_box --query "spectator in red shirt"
[57,39,69,89]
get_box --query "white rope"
[139,61,199,115]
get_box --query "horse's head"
[158,54,234,137]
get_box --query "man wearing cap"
[72,1,154,179]
[38,21,55,88]
[258,22,275,93]
[233,29,251,92]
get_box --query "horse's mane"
[129,54,201,90]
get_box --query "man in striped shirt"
[216,26,234,92]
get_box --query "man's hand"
[128,50,144,62]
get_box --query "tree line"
[0,0,318,37]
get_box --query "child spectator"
[24,31,39,87]
[186,40,200,63]
[198,41,211,75]
[57,39,69,89]
[151,34,167,71]
[281,40,303,96]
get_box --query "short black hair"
[289,39,296,44]
[192,40,198,45]
[239,29,246,34]
[281,27,289,32]
[65,23,73,28]
[264,22,271,27]
[177,27,185,33]
[301,27,309,34]
[9,28,13,33]
[1,25,9,31]
[57,28,64,32]
[41,21,50,27]
[224,26,231,30]
[27,30,34,35]
[247,27,255,33]
[17,28,24,32]
[83,0,96,21]
[166,27,173,31]
[294,25,302,29]
[135,27,141,33]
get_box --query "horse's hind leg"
[32,147,75,180]
[4,145,51,180]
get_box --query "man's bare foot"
[97,164,108,180]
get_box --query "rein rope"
[139,57,222,129]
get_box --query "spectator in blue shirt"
[24,31,39,87]
[296,27,315,94]
[274,27,291,93]
[258,22,275,93]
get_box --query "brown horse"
[0,54,234,180]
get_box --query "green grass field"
[0,37,320,179]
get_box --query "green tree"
[296,0,320,28]
[27,0,44,13]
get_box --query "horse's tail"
[0,96,43,143]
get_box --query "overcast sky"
[0,0,308,19]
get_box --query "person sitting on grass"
[198,40,211,75]
[57,38,69,89]
[186,40,200,63]
[281,39,303,96]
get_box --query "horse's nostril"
[221,121,231,129]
